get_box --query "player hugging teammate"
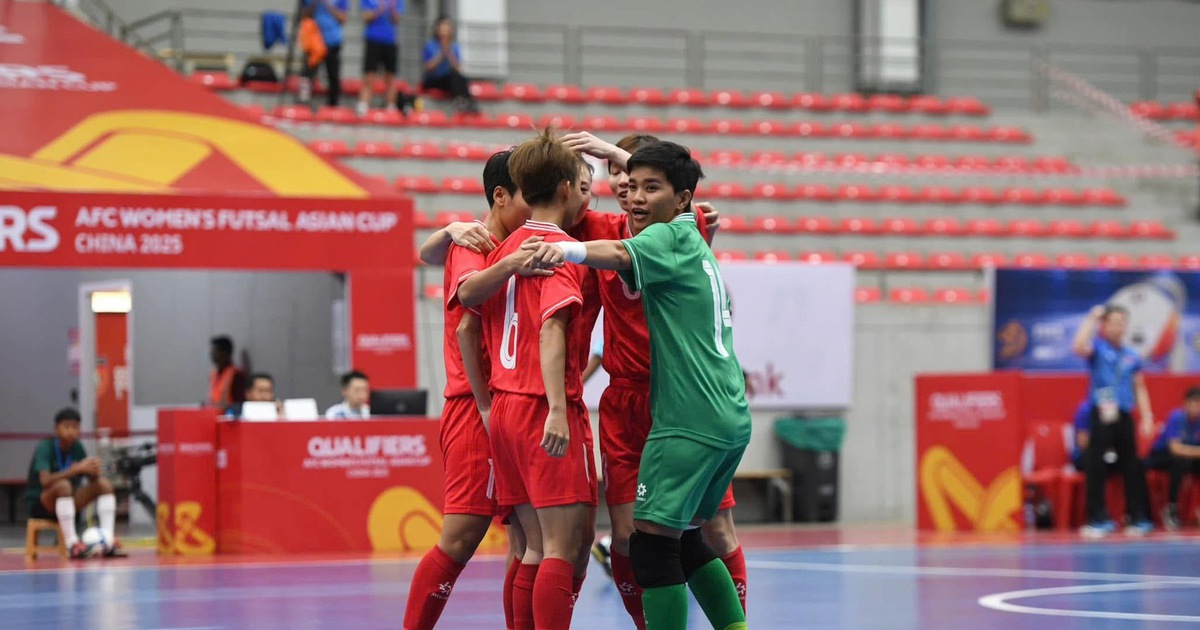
[404,129,751,630]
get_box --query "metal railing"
[96,7,1200,109]
[52,0,157,57]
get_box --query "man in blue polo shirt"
[303,0,348,107]
[1072,304,1155,538]
[1145,387,1200,530]
[356,0,404,117]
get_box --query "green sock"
[642,583,689,630]
[686,558,747,629]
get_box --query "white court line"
[747,559,1200,584]
[978,581,1200,623]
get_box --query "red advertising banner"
[216,419,507,555]
[156,409,218,556]
[93,312,129,435]
[0,191,413,271]
[916,373,1024,533]
[349,270,416,389]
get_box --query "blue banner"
[992,269,1200,372]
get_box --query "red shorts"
[490,392,597,509]
[599,379,735,510]
[440,395,496,517]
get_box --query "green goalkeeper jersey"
[618,212,752,449]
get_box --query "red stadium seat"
[949,125,985,142]
[797,251,837,264]
[796,184,836,202]
[885,252,925,270]
[1167,102,1200,121]
[445,142,493,161]
[274,105,314,122]
[1055,253,1093,269]
[924,217,965,236]
[795,93,834,112]
[831,122,869,139]
[965,219,1009,237]
[669,88,712,107]
[1014,253,1051,268]
[246,81,283,94]
[629,87,669,106]
[994,156,1032,173]
[410,110,450,127]
[751,215,794,233]
[719,216,751,234]
[580,115,623,132]
[880,217,922,235]
[843,251,883,270]
[934,288,981,304]
[795,216,836,234]
[537,113,578,130]
[316,106,359,124]
[434,211,476,225]
[441,177,485,195]
[422,284,445,300]
[877,185,918,203]
[1002,187,1044,206]
[711,89,750,108]
[1082,188,1126,207]
[714,250,748,262]
[910,95,950,116]
[793,122,828,137]
[889,287,932,304]
[1129,220,1174,240]
[1098,254,1135,269]
[239,104,266,120]
[398,142,445,159]
[751,91,792,110]
[469,82,502,101]
[752,183,795,200]
[667,118,706,134]
[363,108,405,126]
[360,174,390,190]
[961,186,1002,205]
[545,84,587,104]
[855,287,883,304]
[709,182,751,199]
[1130,101,1166,119]
[833,152,870,168]
[340,77,364,95]
[706,150,745,165]
[709,119,747,135]
[306,139,351,157]
[987,126,1032,143]
[754,251,791,263]
[836,184,879,202]
[918,186,962,204]
[1008,219,1048,238]
[1090,220,1130,239]
[839,217,880,234]
[395,176,438,194]
[909,125,949,141]
[875,153,911,168]
[586,86,627,105]
[190,72,235,90]
[1033,156,1075,173]
[867,94,910,113]
[1043,188,1086,206]
[1048,220,1090,239]
[795,152,828,168]
[490,113,535,129]
[1139,255,1175,269]
[502,83,543,102]
[945,97,990,117]
[1179,255,1200,270]
[354,141,398,158]
[831,93,867,112]
[870,123,909,139]
[750,120,790,136]
[928,252,972,270]
[750,151,789,166]
[972,252,1009,268]
[412,211,433,229]
[951,155,990,171]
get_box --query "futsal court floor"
[5,525,1200,629]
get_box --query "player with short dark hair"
[27,408,127,559]
[524,140,749,630]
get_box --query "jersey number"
[702,260,733,357]
[500,277,519,369]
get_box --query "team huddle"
[402,129,752,630]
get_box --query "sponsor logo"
[0,64,116,91]
[636,483,647,501]
[0,206,60,253]
[157,501,216,556]
[927,390,1007,429]
[178,442,214,455]
[919,446,1021,533]
[308,435,427,458]
[0,25,25,44]
[355,333,412,353]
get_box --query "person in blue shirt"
[1072,304,1155,538]
[1144,387,1200,530]
[421,17,478,113]
[303,0,348,107]
[356,0,403,117]
[1069,400,1092,472]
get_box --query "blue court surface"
[5,533,1200,629]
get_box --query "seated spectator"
[206,335,246,413]
[226,373,283,419]
[1145,387,1200,530]
[27,408,126,559]
[421,17,479,113]
[326,370,371,419]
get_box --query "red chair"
[668,88,711,107]
[750,120,790,136]
[877,185,918,204]
[1091,220,1131,239]
[411,211,434,229]
[1167,102,1200,121]
[839,217,881,235]
[316,106,358,125]
[795,216,836,234]
[909,124,949,141]
[948,125,985,142]
[961,187,1002,205]
[944,96,990,117]
[1033,156,1075,173]
[714,249,748,262]
[918,186,962,204]
[880,217,922,235]
[928,252,972,271]
[545,84,587,104]
[875,153,911,168]
[629,87,668,106]
[580,115,623,132]
[934,288,979,304]
[586,86,627,105]
[1024,419,1082,532]
[831,122,869,139]
[1002,187,1044,206]
[754,251,791,263]
[354,141,398,158]
[306,140,351,157]
[667,118,706,134]
[1130,101,1167,119]
[706,182,749,200]
[486,113,532,130]
[751,91,792,110]
[502,83,543,102]
[1055,253,1093,269]
[362,108,405,126]
[836,184,879,202]
[274,105,314,122]
[1082,188,1126,207]
[793,122,828,137]
[441,177,485,195]
[718,216,750,234]
[987,126,1032,143]
[410,110,450,127]
[239,104,266,120]
[422,284,445,300]
[190,72,234,90]
[1043,188,1086,206]
[831,93,867,112]
[855,287,883,304]
[885,252,925,270]
[398,142,445,159]
[395,176,439,194]
[1098,253,1136,269]
[1130,220,1174,240]
[469,82,502,101]
[625,116,666,133]
[711,89,750,108]
[246,81,283,95]
[971,252,1009,268]
[870,123,910,139]
[833,153,870,168]
[445,142,492,161]
[709,119,747,135]
[750,151,789,165]
[706,150,745,165]
[842,251,883,270]
[1180,255,1200,270]
[1013,253,1051,268]
[794,93,834,112]
[537,113,578,130]
[795,152,827,168]
[795,184,836,202]
[867,94,910,113]
[924,217,965,236]
[797,251,837,264]
[1048,220,1089,239]
[433,211,476,225]
[752,183,795,201]
[965,218,1009,237]
[910,95,950,116]
[1139,255,1175,269]
[752,216,793,234]
[888,287,932,304]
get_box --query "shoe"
[104,539,129,558]
[69,541,101,560]
[1125,519,1154,537]
[591,535,612,578]
[1080,519,1118,539]
[1162,504,1181,532]
[356,101,369,118]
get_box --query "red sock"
[722,546,748,613]
[610,552,646,629]
[503,557,521,630]
[572,574,585,599]
[402,546,466,630]
[532,558,576,630]
[513,563,538,630]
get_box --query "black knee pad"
[629,531,685,589]
[679,528,719,579]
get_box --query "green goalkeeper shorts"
[633,435,745,530]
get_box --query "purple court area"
[6,531,1200,629]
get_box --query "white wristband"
[559,241,587,264]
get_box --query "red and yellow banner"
[157,409,219,556]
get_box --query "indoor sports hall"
[2,0,1200,628]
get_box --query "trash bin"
[774,417,846,523]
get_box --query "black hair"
[483,149,517,208]
[211,335,233,355]
[1101,305,1130,320]
[626,141,705,198]
[54,407,81,425]
[431,16,453,39]
[246,372,274,390]
[1186,387,1200,401]
[341,370,369,388]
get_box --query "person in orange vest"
[207,336,246,413]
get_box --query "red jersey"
[569,211,620,366]
[596,218,653,379]
[442,227,501,398]
[481,221,586,399]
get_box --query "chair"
[669,88,711,107]
[753,251,791,263]
[26,518,68,561]
[1138,255,1175,269]
[1013,253,1050,268]
[795,216,836,234]
[752,216,793,233]
[795,93,834,112]
[354,141,398,158]
[1008,219,1048,238]
[885,252,925,270]
[545,84,586,104]
[397,142,444,160]
[1098,253,1135,269]
[924,217,965,236]
[502,83,543,102]
[965,219,1009,237]
[878,185,918,204]
[888,287,931,304]
[751,91,792,110]
[752,183,795,201]
[1130,220,1174,240]
[797,251,837,264]
[711,89,750,108]
[855,287,883,304]
[843,251,883,270]
[190,71,234,90]
[793,122,828,137]
[880,217,921,235]
[629,87,668,106]
[714,249,748,262]
[315,106,358,125]
[945,96,990,116]
[537,114,578,130]
[928,252,971,270]
[626,116,666,133]
[1023,420,1082,532]
[1055,253,1093,269]
[469,82,502,101]
[839,217,880,235]
[586,86,626,105]
[934,288,978,304]
[971,252,1009,268]
[306,140,351,157]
